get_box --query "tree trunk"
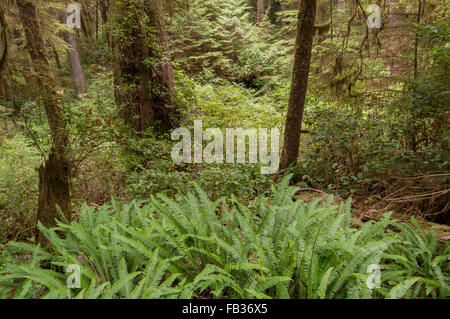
[280,3,287,27]
[100,0,111,46]
[257,0,265,23]
[150,0,176,104]
[16,0,72,246]
[389,0,406,76]
[279,0,317,172]
[0,5,7,100]
[113,0,177,133]
[96,0,99,40]
[100,0,109,24]
[0,77,5,100]
[78,0,94,39]
[61,12,87,97]
[413,0,423,79]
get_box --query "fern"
[1,176,445,299]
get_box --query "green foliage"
[381,217,450,299]
[0,175,403,299]
[293,95,448,196]
[79,39,113,67]
[119,76,280,202]
[190,82,283,129]
[0,133,40,243]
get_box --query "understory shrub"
[0,133,41,243]
[1,176,446,299]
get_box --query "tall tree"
[0,4,7,99]
[279,0,317,172]
[112,0,177,133]
[61,12,87,97]
[257,0,265,23]
[413,0,423,79]
[16,0,72,246]
[388,0,406,76]
[280,1,288,27]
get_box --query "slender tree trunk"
[52,45,68,88]
[100,0,111,45]
[0,76,5,100]
[96,0,99,40]
[52,45,62,70]
[113,0,177,133]
[257,0,265,23]
[150,0,176,99]
[389,0,405,76]
[60,12,87,97]
[279,0,317,172]
[0,5,7,100]
[17,0,72,246]
[413,0,422,79]
[78,0,94,39]
[280,2,287,27]
[100,0,109,24]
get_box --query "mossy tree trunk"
[112,0,177,134]
[0,5,7,100]
[279,0,317,172]
[17,0,72,246]
[280,2,288,27]
[99,0,111,45]
[257,0,265,23]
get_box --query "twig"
[21,110,46,161]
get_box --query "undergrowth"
[0,175,447,299]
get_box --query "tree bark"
[99,0,111,45]
[60,12,87,97]
[16,0,72,246]
[413,0,423,79]
[113,0,177,133]
[150,0,176,102]
[100,0,109,24]
[78,0,94,39]
[389,0,406,76]
[96,0,99,40]
[0,5,7,100]
[280,2,287,27]
[257,0,265,23]
[279,0,317,172]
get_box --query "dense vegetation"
[1,177,448,299]
[0,0,448,299]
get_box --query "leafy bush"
[190,83,283,129]
[0,133,41,243]
[294,97,448,197]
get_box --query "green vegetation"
[1,176,447,299]
[0,0,448,299]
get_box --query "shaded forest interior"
[0,0,448,299]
